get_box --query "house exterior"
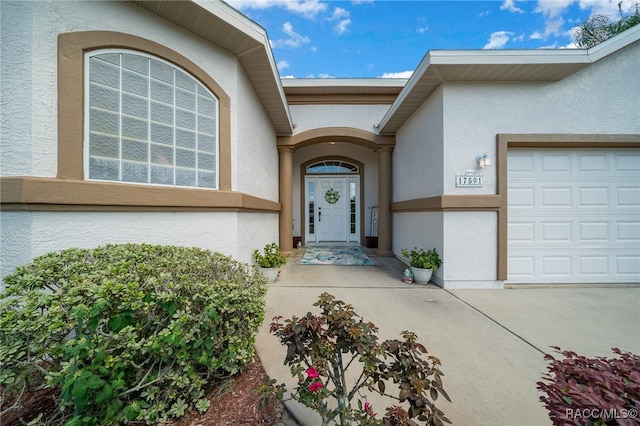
[1,0,639,290]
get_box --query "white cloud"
[226,0,327,19]
[578,0,636,18]
[483,31,513,49]
[416,16,429,34]
[500,0,524,13]
[380,71,414,78]
[330,7,351,34]
[277,60,290,71]
[529,31,544,40]
[530,0,636,44]
[270,22,311,49]
[544,17,565,36]
[535,0,574,18]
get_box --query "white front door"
[305,176,359,243]
[317,178,347,241]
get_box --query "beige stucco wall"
[289,104,389,134]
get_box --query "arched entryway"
[277,127,394,256]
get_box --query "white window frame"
[83,49,220,189]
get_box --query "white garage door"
[508,148,640,284]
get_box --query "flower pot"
[411,267,433,285]
[259,267,279,283]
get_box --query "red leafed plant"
[256,292,451,426]
[537,346,640,426]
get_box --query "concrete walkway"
[255,249,640,426]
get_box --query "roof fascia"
[587,24,640,62]
[131,0,293,134]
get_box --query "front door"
[317,177,347,242]
[305,176,359,243]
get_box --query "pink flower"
[306,367,319,379]
[364,402,376,417]
[308,381,324,393]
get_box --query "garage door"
[508,148,640,284]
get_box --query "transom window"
[85,50,219,188]
[306,160,358,174]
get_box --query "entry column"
[376,146,393,256]
[278,146,294,253]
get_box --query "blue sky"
[224,0,635,78]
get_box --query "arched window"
[306,160,358,174]
[85,50,218,189]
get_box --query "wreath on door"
[324,188,340,204]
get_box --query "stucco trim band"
[392,195,501,212]
[0,177,280,212]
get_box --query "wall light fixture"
[476,153,492,168]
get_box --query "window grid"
[86,50,218,189]
[306,161,358,174]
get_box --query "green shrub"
[0,244,267,425]
[253,242,288,268]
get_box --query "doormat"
[301,246,374,266]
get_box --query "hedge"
[0,244,267,425]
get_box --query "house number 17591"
[455,173,483,187]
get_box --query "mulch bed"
[0,358,298,426]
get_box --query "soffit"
[130,0,293,134]
[282,79,407,95]
[282,78,407,104]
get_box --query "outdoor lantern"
[476,153,492,168]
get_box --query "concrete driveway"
[255,250,640,426]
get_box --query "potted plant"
[253,242,288,283]
[401,247,442,284]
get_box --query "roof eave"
[378,26,640,135]
[131,0,293,134]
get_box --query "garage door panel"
[579,257,609,276]
[541,221,571,241]
[579,222,609,241]
[617,187,640,206]
[508,187,535,207]
[617,222,640,241]
[579,187,609,206]
[618,256,640,275]
[617,153,640,170]
[542,187,571,206]
[508,148,640,284]
[579,153,608,171]
[542,154,572,172]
